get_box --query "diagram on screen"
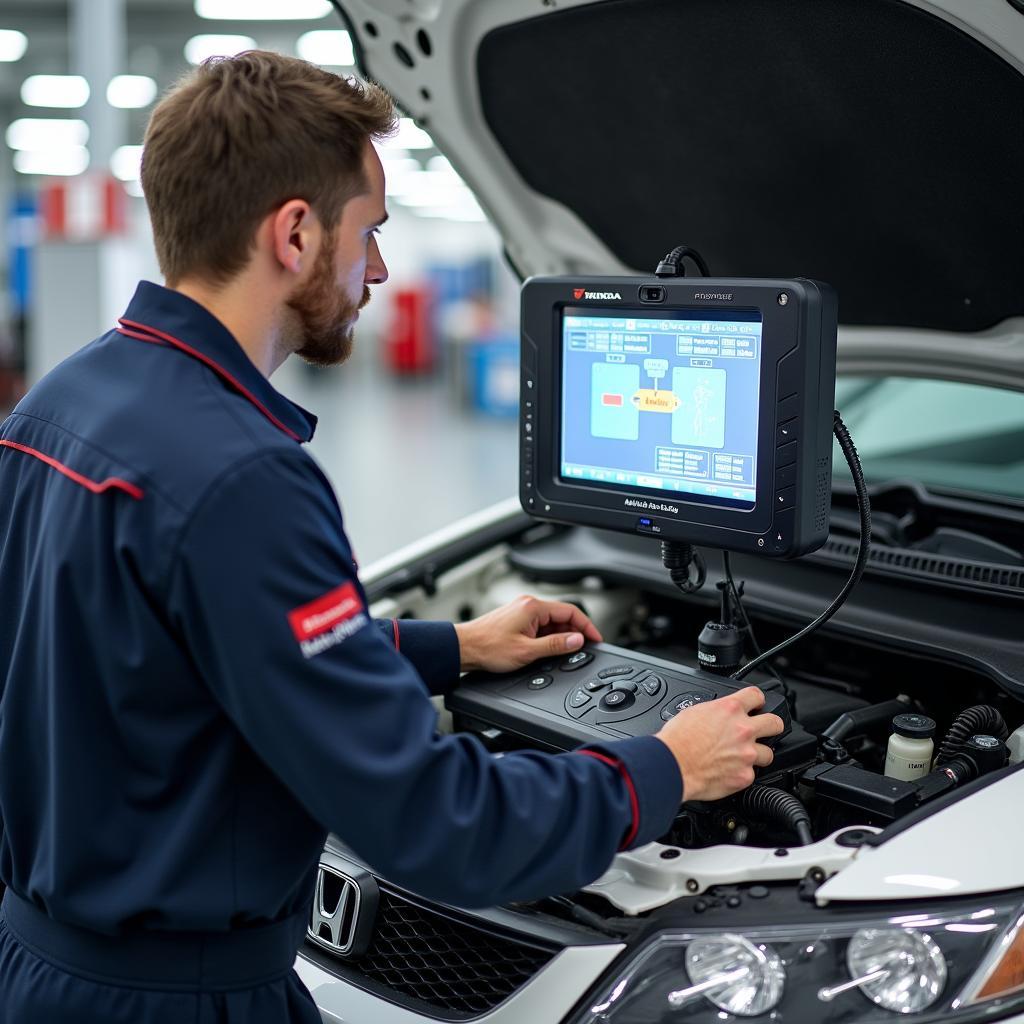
[672,366,726,449]
[590,360,726,448]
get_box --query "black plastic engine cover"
[802,762,918,819]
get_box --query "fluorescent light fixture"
[426,155,453,174]
[21,75,90,109]
[110,145,144,182]
[399,189,474,208]
[184,34,257,65]
[381,155,420,173]
[0,29,28,62]
[107,75,158,109]
[381,157,422,196]
[388,168,468,202]
[6,118,89,151]
[296,30,354,66]
[195,0,331,18]
[394,171,486,219]
[14,146,90,177]
[414,205,487,222]
[379,117,434,152]
[396,189,475,208]
[125,179,145,198]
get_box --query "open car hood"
[332,0,1024,360]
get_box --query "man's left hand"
[453,595,603,674]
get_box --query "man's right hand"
[654,687,785,802]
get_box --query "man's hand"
[454,595,603,674]
[654,687,785,802]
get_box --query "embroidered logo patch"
[288,582,368,659]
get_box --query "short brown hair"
[141,51,396,285]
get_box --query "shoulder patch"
[288,582,368,659]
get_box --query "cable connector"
[654,245,710,278]
[698,581,745,675]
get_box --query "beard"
[288,237,371,368]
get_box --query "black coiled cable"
[739,786,814,846]
[661,541,707,594]
[935,705,1009,765]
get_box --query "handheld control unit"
[447,643,813,771]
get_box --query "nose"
[365,235,388,286]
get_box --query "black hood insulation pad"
[478,0,1024,331]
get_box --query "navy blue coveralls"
[0,282,681,1022]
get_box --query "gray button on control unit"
[561,651,594,671]
[597,665,633,679]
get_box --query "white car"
[299,1,1024,1021]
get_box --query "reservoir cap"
[892,713,936,739]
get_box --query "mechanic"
[0,53,784,1023]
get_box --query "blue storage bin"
[470,336,519,417]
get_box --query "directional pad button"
[600,690,636,712]
[597,665,633,680]
[638,674,664,698]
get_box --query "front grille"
[306,884,558,1018]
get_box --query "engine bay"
[365,497,1024,923]
[438,531,1024,878]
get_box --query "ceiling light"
[184,34,257,65]
[21,75,90,109]
[110,145,144,182]
[414,205,487,223]
[195,0,331,18]
[391,189,472,207]
[14,147,90,177]
[379,118,434,152]
[296,30,354,66]
[388,168,467,201]
[426,155,453,174]
[6,118,89,151]
[0,30,28,62]
[107,75,158,109]
[381,156,421,196]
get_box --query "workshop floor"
[275,350,518,568]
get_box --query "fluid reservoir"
[885,713,936,781]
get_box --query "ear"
[270,199,317,276]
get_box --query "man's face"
[289,142,389,367]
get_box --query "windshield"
[833,377,1024,503]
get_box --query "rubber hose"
[739,786,814,846]
[821,698,910,743]
[936,705,1009,765]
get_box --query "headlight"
[846,927,946,1013]
[575,898,1024,1023]
[682,934,784,1016]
